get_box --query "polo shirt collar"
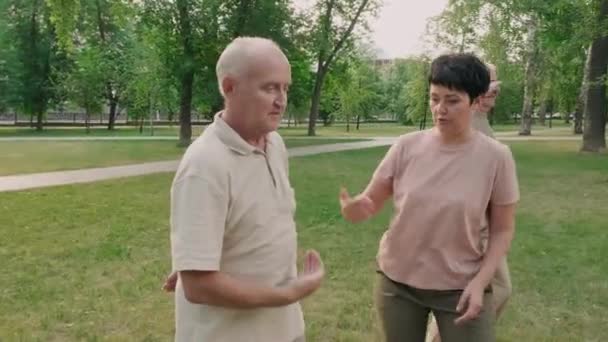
[213,111,271,155]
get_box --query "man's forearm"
[180,271,295,309]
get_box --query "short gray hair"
[216,37,282,96]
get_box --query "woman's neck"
[437,127,474,146]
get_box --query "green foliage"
[403,58,430,125]
[66,45,105,117]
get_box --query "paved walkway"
[0,139,396,192]
[0,135,583,192]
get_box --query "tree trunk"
[519,17,538,136]
[168,108,175,127]
[581,0,608,152]
[177,0,194,146]
[538,97,547,126]
[356,115,360,130]
[574,46,592,134]
[346,115,350,132]
[307,64,326,136]
[85,109,90,134]
[36,111,43,131]
[95,0,119,131]
[179,74,193,145]
[107,94,118,130]
[307,0,369,136]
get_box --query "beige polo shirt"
[373,128,519,290]
[170,113,304,342]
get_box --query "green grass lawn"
[279,123,418,137]
[0,138,367,176]
[0,125,208,137]
[0,123,416,138]
[1,121,579,139]
[493,121,571,132]
[1,141,607,341]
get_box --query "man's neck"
[221,109,267,149]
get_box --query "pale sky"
[294,0,449,58]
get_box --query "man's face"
[228,51,291,135]
[478,81,500,113]
[478,67,500,113]
[430,84,479,137]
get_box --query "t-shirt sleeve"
[372,139,403,185]
[170,170,228,272]
[491,145,520,205]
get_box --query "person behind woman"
[339,53,519,342]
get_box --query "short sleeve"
[372,140,403,185]
[490,145,520,205]
[170,170,229,272]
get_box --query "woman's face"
[430,84,479,138]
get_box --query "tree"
[403,58,431,127]
[517,15,539,135]
[9,0,58,131]
[383,59,414,123]
[574,46,592,134]
[581,0,608,152]
[306,0,380,136]
[425,0,482,53]
[66,46,105,133]
[336,56,379,131]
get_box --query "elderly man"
[426,62,511,342]
[164,37,324,342]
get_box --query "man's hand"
[454,278,486,325]
[339,187,375,223]
[162,271,178,292]
[285,250,325,301]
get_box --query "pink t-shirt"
[373,128,519,290]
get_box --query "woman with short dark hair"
[340,53,519,341]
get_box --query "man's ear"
[473,96,483,106]
[221,76,236,96]
[471,96,482,110]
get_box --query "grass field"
[0,121,584,138]
[0,123,417,138]
[0,140,606,341]
[0,126,208,137]
[0,138,366,176]
[0,121,576,138]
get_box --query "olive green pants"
[375,272,495,342]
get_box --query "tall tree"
[306,0,380,136]
[89,0,134,130]
[574,46,592,134]
[66,46,105,133]
[518,15,539,135]
[425,0,482,53]
[9,0,57,131]
[581,0,608,152]
[175,0,196,146]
